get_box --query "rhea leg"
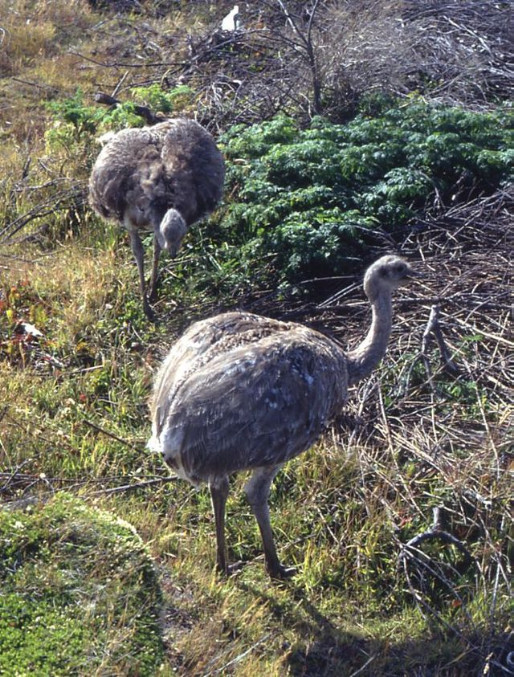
[209,475,230,573]
[148,234,161,302]
[129,230,155,321]
[244,465,295,579]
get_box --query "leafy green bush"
[45,89,143,152]
[46,84,195,147]
[131,83,194,114]
[218,102,512,286]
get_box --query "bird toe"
[269,563,297,580]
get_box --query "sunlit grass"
[0,493,166,676]
[1,223,511,674]
[0,1,511,673]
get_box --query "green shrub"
[45,89,143,151]
[131,83,194,114]
[46,84,196,147]
[217,102,512,287]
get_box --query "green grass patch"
[0,493,165,676]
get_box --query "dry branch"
[82,417,143,450]
[421,303,460,376]
[400,506,474,568]
[0,186,85,244]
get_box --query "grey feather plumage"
[89,119,224,227]
[150,312,348,483]
[89,118,225,319]
[149,256,418,578]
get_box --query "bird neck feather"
[346,292,393,386]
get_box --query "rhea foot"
[216,560,244,576]
[268,563,297,580]
[142,298,157,323]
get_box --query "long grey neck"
[346,293,393,386]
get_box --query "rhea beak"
[162,240,182,258]
[404,265,422,280]
[396,267,422,288]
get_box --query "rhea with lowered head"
[89,118,225,320]
[148,255,417,578]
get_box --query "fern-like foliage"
[218,101,512,285]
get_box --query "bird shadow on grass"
[236,578,512,677]
[236,578,371,676]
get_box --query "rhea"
[89,118,225,320]
[148,255,417,578]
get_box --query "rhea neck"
[346,289,393,387]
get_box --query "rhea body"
[89,118,225,320]
[149,255,416,577]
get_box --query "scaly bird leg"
[129,230,155,321]
[209,476,230,574]
[148,234,161,303]
[245,465,296,579]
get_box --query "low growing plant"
[0,493,165,675]
[215,102,512,288]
